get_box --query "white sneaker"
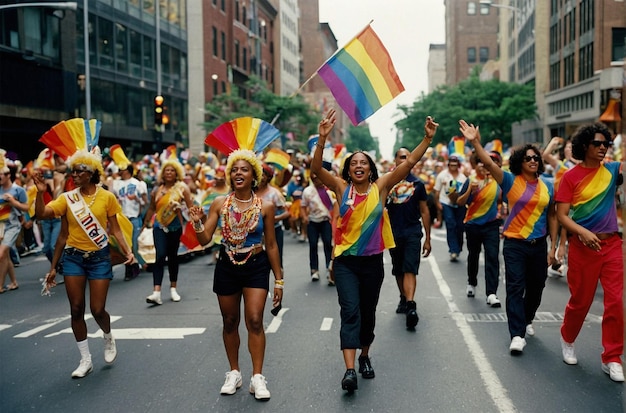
[249,374,271,400]
[103,334,117,363]
[560,337,577,365]
[509,336,526,354]
[525,324,535,337]
[486,294,501,308]
[450,253,458,262]
[170,287,181,302]
[71,358,93,378]
[311,271,320,281]
[602,362,625,382]
[146,291,162,305]
[466,285,475,297]
[220,369,243,395]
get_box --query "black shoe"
[358,355,375,379]
[124,265,132,281]
[395,296,407,314]
[341,369,358,392]
[406,301,419,330]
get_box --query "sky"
[318,0,446,160]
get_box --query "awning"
[599,98,621,122]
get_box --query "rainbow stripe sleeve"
[318,25,404,126]
[501,172,553,240]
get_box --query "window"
[221,31,226,60]
[97,17,114,69]
[467,1,476,15]
[235,40,240,67]
[243,47,247,70]
[467,47,476,63]
[564,54,574,86]
[212,26,218,56]
[480,4,490,15]
[613,28,626,61]
[579,43,593,81]
[129,30,141,77]
[221,0,225,11]
[1,9,19,49]
[115,23,128,73]
[235,0,240,21]
[479,47,489,63]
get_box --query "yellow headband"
[225,149,263,188]
[67,149,104,176]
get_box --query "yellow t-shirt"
[48,189,122,251]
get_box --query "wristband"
[274,283,284,290]
[193,223,205,233]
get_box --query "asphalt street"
[0,227,623,412]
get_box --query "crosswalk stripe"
[320,317,333,331]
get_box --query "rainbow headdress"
[448,136,467,162]
[205,117,281,186]
[39,118,103,175]
[0,149,8,174]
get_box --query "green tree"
[395,69,536,151]
[345,124,380,158]
[201,76,319,151]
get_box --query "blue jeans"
[465,221,500,296]
[307,220,333,272]
[442,204,466,254]
[503,237,548,338]
[129,216,145,267]
[152,226,182,286]
[41,218,62,263]
[334,254,384,349]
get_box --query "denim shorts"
[62,246,113,280]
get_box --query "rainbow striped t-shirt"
[500,171,553,240]
[460,177,501,226]
[555,161,620,233]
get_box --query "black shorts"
[212,246,270,295]
[389,232,423,276]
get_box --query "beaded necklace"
[220,193,262,265]
[80,185,101,208]
[345,183,371,209]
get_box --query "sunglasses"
[589,140,612,148]
[523,155,541,163]
[398,155,407,160]
[71,169,89,175]
[1,172,10,176]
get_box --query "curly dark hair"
[89,170,101,184]
[571,122,612,160]
[341,151,378,183]
[509,144,544,176]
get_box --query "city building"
[428,43,446,93]
[444,0,499,85]
[0,0,189,161]
[270,0,300,96]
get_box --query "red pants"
[561,234,623,363]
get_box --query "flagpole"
[289,19,374,98]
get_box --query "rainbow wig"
[159,158,185,182]
[225,149,263,188]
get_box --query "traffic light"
[154,95,164,125]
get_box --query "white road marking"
[14,315,71,338]
[0,324,11,332]
[320,317,333,331]
[265,307,289,334]
[89,328,205,339]
[426,255,517,413]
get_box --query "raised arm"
[311,109,344,196]
[542,137,563,169]
[459,120,504,184]
[378,116,437,191]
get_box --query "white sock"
[153,290,161,297]
[76,339,91,361]
[103,331,113,340]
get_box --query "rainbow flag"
[264,148,291,170]
[448,136,467,161]
[317,25,404,126]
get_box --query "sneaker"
[602,362,625,382]
[509,336,526,355]
[358,355,375,379]
[486,294,501,308]
[249,374,271,400]
[466,285,475,298]
[146,291,162,305]
[326,271,335,286]
[298,234,306,243]
[395,296,407,314]
[311,271,320,282]
[71,358,93,378]
[560,337,577,365]
[103,334,117,363]
[170,287,181,302]
[526,324,535,337]
[341,368,358,392]
[450,253,458,262]
[220,369,243,395]
[405,300,419,329]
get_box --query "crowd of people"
[0,114,623,398]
